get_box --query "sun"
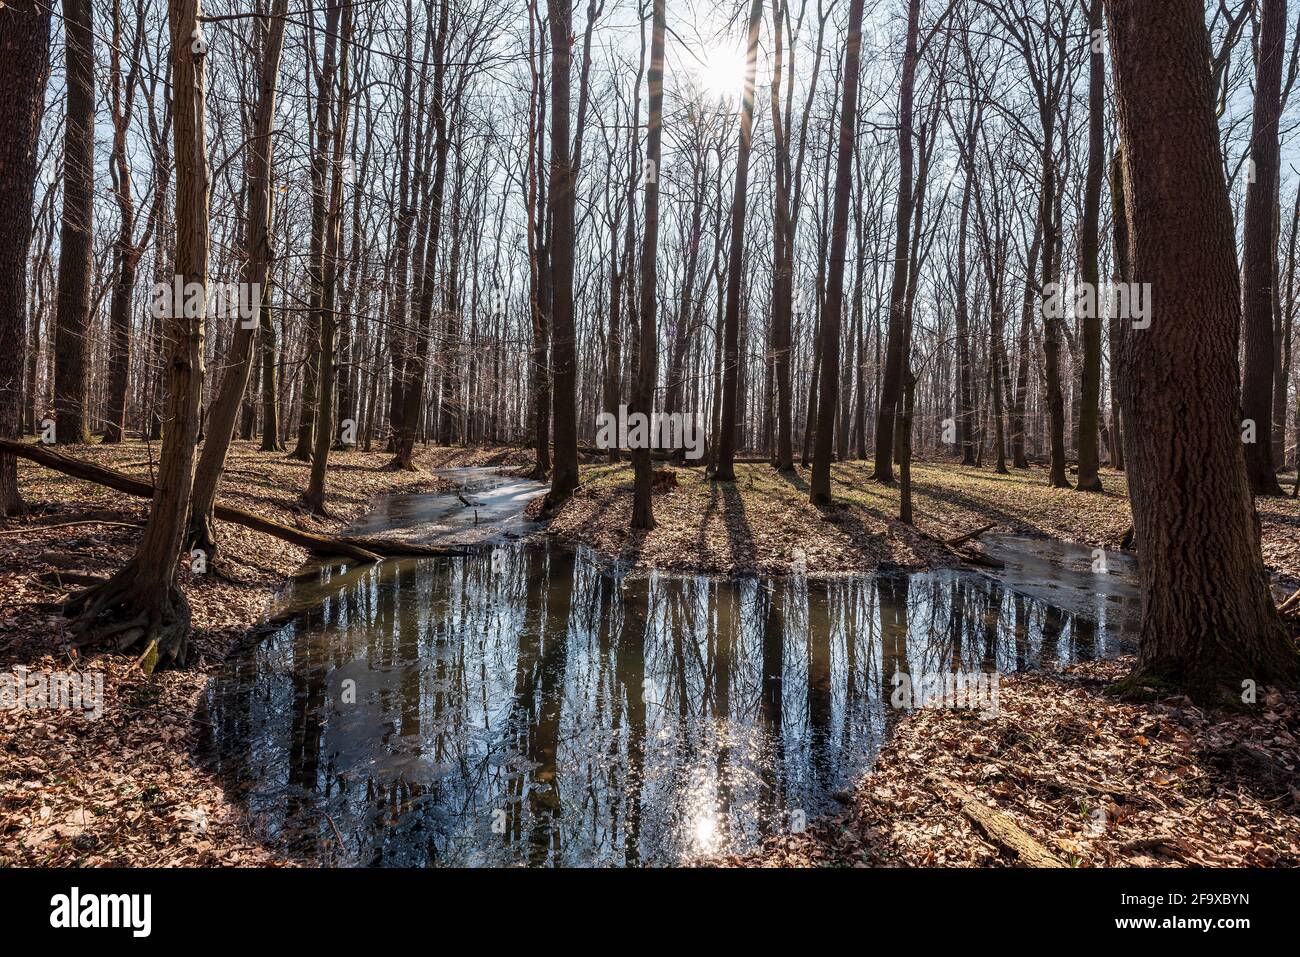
[696,44,747,102]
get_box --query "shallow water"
[201,469,1140,867]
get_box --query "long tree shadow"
[829,466,1048,540]
[714,479,757,570]
[693,478,723,561]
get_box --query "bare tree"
[810,0,866,504]
[66,0,211,667]
[713,0,765,482]
[189,0,290,556]
[631,0,666,528]
[1240,0,1287,496]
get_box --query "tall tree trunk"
[305,0,354,513]
[1107,150,1127,470]
[545,0,580,505]
[769,0,796,472]
[1040,136,1070,488]
[1076,0,1106,492]
[0,0,52,514]
[67,0,211,668]
[810,0,865,504]
[1103,0,1298,700]
[713,0,764,482]
[53,0,95,445]
[101,1,146,446]
[630,0,666,529]
[391,0,449,471]
[1241,0,1287,495]
[955,127,976,466]
[1011,221,1040,470]
[872,0,919,483]
[1276,187,1299,470]
[189,0,290,553]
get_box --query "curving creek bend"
[199,467,1140,867]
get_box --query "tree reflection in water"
[201,540,1138,866]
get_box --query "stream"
[200,467,1140,866]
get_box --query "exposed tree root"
[64,561,193,668]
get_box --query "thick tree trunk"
[1104,0,1298,700]
[0,0,51,515]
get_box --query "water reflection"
[203,539,1137,866]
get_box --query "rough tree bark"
[1103,0,1298,701]
[0,0,52,515]
[53,0,95,445]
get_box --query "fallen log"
[943,522,997,548]
[958,797,1064,866]
[929,777,1065,867]
[0,438,451,562]
[340,536,470,558]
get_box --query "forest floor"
[3,441,1298,866]
[0,439,486,866]
[540,458,1300,591]
[712,656,1300,868]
